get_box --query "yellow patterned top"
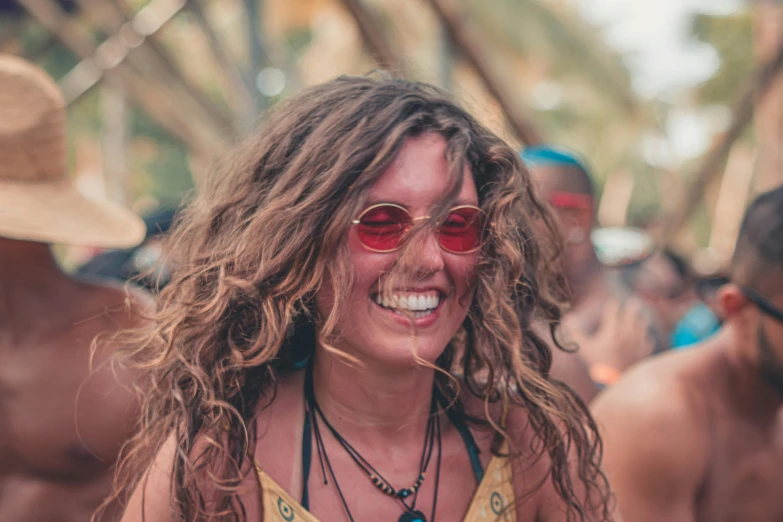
[254,443,516,522]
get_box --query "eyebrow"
[363,198,478,208]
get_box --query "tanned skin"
[594,188,783,522]
[529,162,656,393]
[0,238,148,522]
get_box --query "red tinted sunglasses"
[352,203,485,254]
[549,191,593,210]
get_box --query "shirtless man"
[522,146,656,388]
[0,55,147,521]
[593,186,783,522]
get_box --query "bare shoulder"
[458,387,616,521]
[592,345,715,433]
[119,434,178,522]
[74,278,154,332]
[590,346,716,521]
[66,282,153,459]
[120,431,263,522]
[67,279,154,369]
[506,401,624,521]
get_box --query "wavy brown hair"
[101,75,611,521]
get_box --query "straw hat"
[0,54,145,248]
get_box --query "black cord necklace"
[305,364,442,522]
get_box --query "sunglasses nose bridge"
[400,217,437,246]
[401,215,433,238]
[399,225,446,273]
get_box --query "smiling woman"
[102,75,615,522]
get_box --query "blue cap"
[520,145,595,197]
[520,145,589,172]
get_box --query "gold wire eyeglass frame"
[351,202,486,255]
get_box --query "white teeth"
[371,292,441,313]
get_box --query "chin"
[364,336,448,369]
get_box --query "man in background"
[628,249,721,348]
[523,146,657,388]
[0,54,148,521]
[593,186,783,522]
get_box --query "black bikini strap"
[435,389,484,484]
[301,364,314,510]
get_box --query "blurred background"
[0,0,777,275]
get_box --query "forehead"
[529,164,585,198]
[366,134,477,209]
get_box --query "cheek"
[348,232,397,285]
[317,233,398,320]
[312,233,394,320]
[447,254,480,301]
[313,259,380,326]
[314,285,334,320]
[547,209,569,231]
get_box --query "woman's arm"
[505,407,620,522]
[119,432,264,522]
[119,435,177,522]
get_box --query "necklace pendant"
[398,510,427,522]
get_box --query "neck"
[567,252,603,304]
[722,323,783,413]
[311,343,436,450]
[0,238,68,334]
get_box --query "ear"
[717,283,747,320]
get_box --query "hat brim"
[0,180,146,248]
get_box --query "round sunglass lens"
[438,207,483,253]
[357,205,412,251]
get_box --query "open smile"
[369,290,445,326]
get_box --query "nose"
[407,227,445,275]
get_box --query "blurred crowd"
[2,51,782,522]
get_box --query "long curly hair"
[101,75,611,522]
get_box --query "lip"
[373,286,449,299]
[397,286,446,294]
[370,295,444,328]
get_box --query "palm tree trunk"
[658,30,783,245]
[753,0,783,192]
[424,0,543,145]
[101,79,129,205]
[18,0,227,156]
[709,145,757,265]
[338,0,406,75]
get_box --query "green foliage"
[464,0,637,116]
[691,12,753,106]
[1,10,194,209]
[283,27,313,55]
[128,104,193,207]
[40,45,80,84]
